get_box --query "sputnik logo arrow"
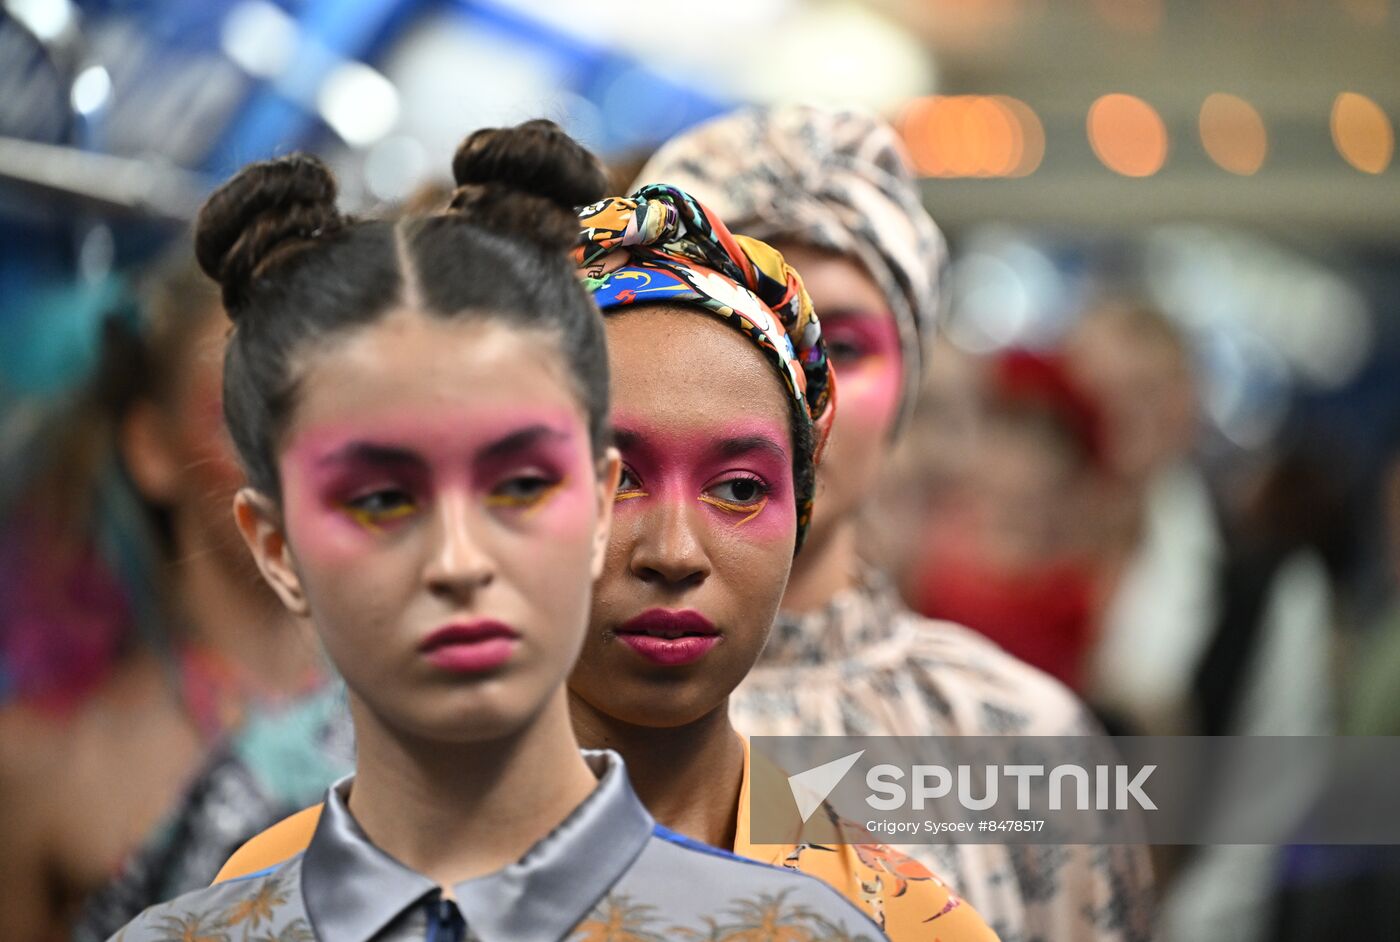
[787,750,865,822]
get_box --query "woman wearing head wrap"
[212,180,999,941]
[569,184,995,941]
[637,105,1153,942]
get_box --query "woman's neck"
[569,692,744,850]
[346,689,598,889]
[780,516,860,615]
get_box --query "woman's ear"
[120,400,181,504]
[591,447,622,581]
[233,488,310,617]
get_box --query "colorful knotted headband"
[635,105,947,434]
[574,183,835,547]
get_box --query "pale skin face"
[962,415,1081,573]
[235,311,619,745]
[1064,312,1196,485]
[570,306,799,729]
[772,242,904,562]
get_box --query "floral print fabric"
[729,569,1155,942]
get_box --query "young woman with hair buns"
[108,122,881,941]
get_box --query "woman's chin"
[384,696,549,747]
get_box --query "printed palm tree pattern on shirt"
[570,889,878,942]
[114,872,313,942]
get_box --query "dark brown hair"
[194,119,610,499]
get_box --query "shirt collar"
[302,749,654,942]
[761,566,904,665]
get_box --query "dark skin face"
[569,306,800,730]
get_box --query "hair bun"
[195,154,344,317]
[452,119,606,210]
[448,119,606,250]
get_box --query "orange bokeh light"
[1087,93,1168,177]
[1198,93,1268,175]
[899,95,1043,178]
[996,95,1044,176]
[1331,92,1394,174]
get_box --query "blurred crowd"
[5,178,1399,940]
[3,3,1399,941]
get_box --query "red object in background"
[993,350,1105,465]
[911,546,1096,692]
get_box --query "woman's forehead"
[603,307,792,427]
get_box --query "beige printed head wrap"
[635,104,947,431]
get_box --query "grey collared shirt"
[109,750,886,941]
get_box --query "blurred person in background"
[638,104,1153,942]
[863,337,984,585]
[0,252,323,941]
[1064,300,1333,740]
[910,350,1104,692]
[1065,300,1335,942]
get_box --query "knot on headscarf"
[574,183,835,550]
[634,105,946,431]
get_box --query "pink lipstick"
[616,609,720,667]
[419,620,520,673]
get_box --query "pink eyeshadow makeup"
[609,416,796,542]
[822,313,904,430]
[278,406,595,559]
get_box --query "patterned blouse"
[108,751,885,942]
[728,568,1155,942]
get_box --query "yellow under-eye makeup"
[698,491,769,526]
[485,476,568,516]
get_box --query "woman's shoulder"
[617,825,887,939]
[109,857,307,942]
[902,612,1100,737]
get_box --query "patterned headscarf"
[575,183,835,549]
[635,105,947,432]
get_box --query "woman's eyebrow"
[612,427,787,463]
[477,424,571,462]
[612,427,646,452]
[712,434,789,463]
[316,442,423,470]
[820,306,888,320]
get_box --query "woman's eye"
[344,489,417,526]
[616,466,644,495]
[823,335,856,361]
[706,475,769,507]
[488,474,558,508]
[824,334,868,365]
